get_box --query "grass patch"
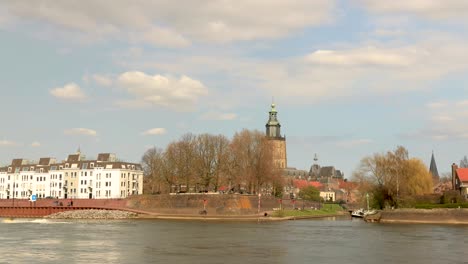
[414,203,468,209]
[272,204,343,217]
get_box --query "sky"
[1,0,468,178]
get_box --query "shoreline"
[366,208,468,225]
[1,209,346,222]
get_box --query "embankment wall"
[126,194,318,215]
[379,208,468,224]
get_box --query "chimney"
[452,163,458,190]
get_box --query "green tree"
[298,186,321,202]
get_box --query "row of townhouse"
[0,152,144,199]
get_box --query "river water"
[0,216,466,264]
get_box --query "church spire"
[429,151,440,181]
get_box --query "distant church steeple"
[266,103,283,139]
[429,151,440,181]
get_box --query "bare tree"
[141,130,282,195]
[141,147,165,194]
[230,129,280,194]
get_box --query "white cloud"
[50,83,86,101]
[2,1,335,44]
[360,0,468,21]
[0,140,17,146]
[305,47,414,67]
[141,128,167,136]
[92,74,113,87]
[335,139,373,148]
[426,102,447,109]
[133,27,190,47]
[31,141,41,147]
[117,71,208,110]
[64,128,97,136]
[404,99,468,140]
[200,112,237,121]
[456,100,468,107]
[432,115,455,122]
[374,29,406,37]
[121,33,468,105]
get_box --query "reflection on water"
[0,217,467,264]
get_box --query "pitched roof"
[456,168,468,182]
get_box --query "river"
[0,217,466,264]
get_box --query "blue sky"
[1,1,468,178]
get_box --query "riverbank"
[366,208,468,225]
[41,208,346,221]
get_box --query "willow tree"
[353,146,433,208]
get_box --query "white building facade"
[0,152,143,200]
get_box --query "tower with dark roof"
[429,151,440,181]
[265,103,287,169]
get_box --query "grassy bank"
[414,203,468,209]
[272,204,343,217]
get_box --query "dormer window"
[90,163,94,168]
[65,163,69,168]
[8,167,11,172]
[59,166,63,170]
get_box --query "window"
[65,163,69,168]
[82,163,88,169]
[90,163,94,168]
[51,166,57,170]
[8,167,11,172]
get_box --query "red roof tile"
[293,180,322,189]
[456,168,468,182]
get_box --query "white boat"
[351,209,365,218]
[351,209,377,218]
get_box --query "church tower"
[266,103,287,169]
[429,151,440,182]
